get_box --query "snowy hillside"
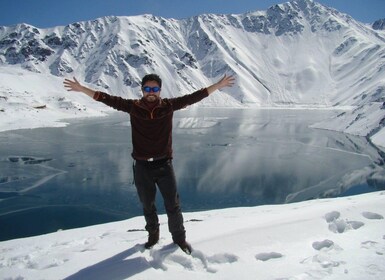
[311,102,385,148]
[0,66,108,132]
[1,191,384,279]
[0,0,384,145]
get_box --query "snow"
[373,128,385,148]
[0,66,108,132]
[176,117,228,129]
[1,191,384,279]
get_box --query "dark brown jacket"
[94,89,209,160]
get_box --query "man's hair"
[141,74,162,88]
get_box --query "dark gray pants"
[133,159,186,243]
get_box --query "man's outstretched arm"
[170,74,236,111]
[206,74,236,95]
[63,77,134,113]
[63,77,96,98]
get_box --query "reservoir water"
[0,108,384,241]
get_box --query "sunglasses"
[142,86,161,93]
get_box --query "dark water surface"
[0,108,384,241]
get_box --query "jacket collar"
[136,98,164,111]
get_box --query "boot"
[144,229,159,249]
[175,240,192,255]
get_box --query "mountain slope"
[0,0,384,144]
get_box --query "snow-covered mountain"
[373,18,385,30]
[0,0,384,146]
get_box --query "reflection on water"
[174,109,384,209]
[0,108,384,240]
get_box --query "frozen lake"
[0,108,384,241]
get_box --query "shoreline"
[1,106,384,149]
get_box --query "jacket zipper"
[149,105,160,119]
[136,101,161,120]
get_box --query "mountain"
[373,18,385,30]
[0,0,384,146]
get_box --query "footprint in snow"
[255,252,283,261]
[362,211,384,220]
[149,244,238,273]
[312,239,335,251]
[361,241,385,256]
[324,211,340,223]
[328,220,364,233]
[324,211,364,234]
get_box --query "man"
[63,74,235,254]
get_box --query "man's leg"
[133,161,159,246]
[155,160,186,244]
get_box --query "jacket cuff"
[93,91,105,101]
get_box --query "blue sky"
[0,0,384,28]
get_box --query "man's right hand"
[63,77,96,98]
[63,77,83,92]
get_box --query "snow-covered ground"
[0,191,384,279]
[0,66,108,132]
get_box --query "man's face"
[142,80,161,103]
